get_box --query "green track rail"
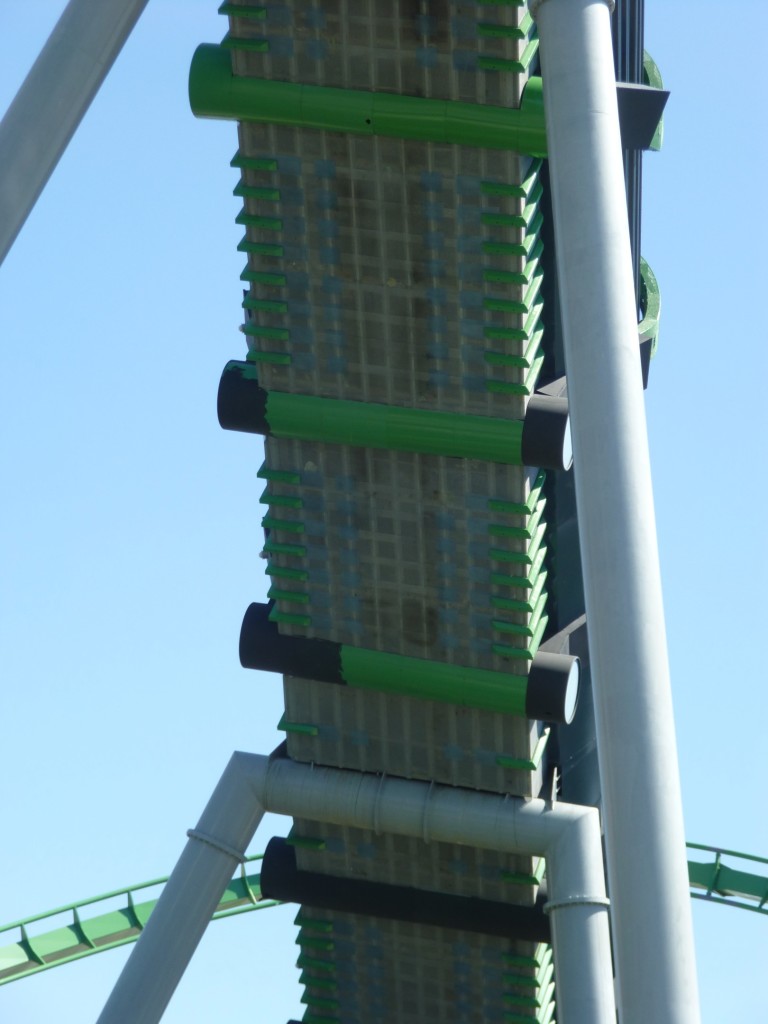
[1,844,764,986]
[0,855,278,986]
[687,842,768,916]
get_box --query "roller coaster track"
[687,843,768,916]
[0,855,277,986]
[0,843,763,988]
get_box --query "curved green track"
[0,854,277,986]
[687,843,768,916]
[1,843,764,987]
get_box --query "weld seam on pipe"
[544,895,611,914]
[185,828,247,863]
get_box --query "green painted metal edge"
[483,212,543,258]
[492,613,548,661]
[256,464,299,484]
[489,469,546,517]
[492,589,548,640]
[259,489,302,508]
[638,256,661,357]
[261,514,304,533]
[265,391,525,465]
[482,158,542,200]
[295,914,333,932]
[484,328,543,370]
[189,44,547,156]
[239,239,284,257]
[642,50,665,150]
[240,267,286,285]
[269,608,311,626]
[488,497,546,540]
[491,545,548,590]
[486,351,545,396]
[492,571,547,614]
[477,15,533,39]
[233,182,280,201]
[490,520,547,566]
[296,953,335,973]
[285,833,326,851]
[230,151,277,170]
[262,539,306,556]
[478,33,539,74]
[218,2,266,17]
[243,295,288,313]
[484,299,544,343]
[265,564,308,581]
[247,350,291,365]
[508,951,553,992]
[501,855,547,888]
[242,323,289,340]
[236,209,282,230]
[267,586,309,604]
[300,971,337,990]
[505,942,550,970]
[220,33,269,53]
[277,713,319,737]
[496,727,550,771]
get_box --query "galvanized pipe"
[531,1,700,1021]
[96,752,266,1024]
[98,752,615,1024]
[0,0,149,266]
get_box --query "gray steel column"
[96,752,265,1024]
[0,0,149,267]
[531,1,700,1022]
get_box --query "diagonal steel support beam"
[0,0,149,267]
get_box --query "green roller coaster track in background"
[0,854,277,986]
[0,843,764,988]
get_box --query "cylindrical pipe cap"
[526,652,580,723]
[217,360,268,434]
[239,602,343,682]
[521,395,572,471]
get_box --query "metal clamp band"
[543,894,611,914]
[186,828,246,863]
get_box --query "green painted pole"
[189,43,547,156]
[265,390,524,465]
[341,647,528,717]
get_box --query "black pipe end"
[240,602,280,671]
[217,359,268,433]
[260,835,296,901]
[521,395,572,471]
[240,602,343,682]
[526,652,580,724]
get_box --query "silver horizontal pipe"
[99,752,615,1024]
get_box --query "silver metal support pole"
[100,752,615,1024]
[96,752,266,1024]
[0,0,150,267]
[530,2,700,1022]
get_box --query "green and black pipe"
[218,360,572,472]
[240,602,580,724]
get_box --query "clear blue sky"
[0,3,765,1022]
